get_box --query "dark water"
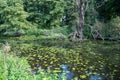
[0,37,120,80]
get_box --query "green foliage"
[0,0,120,79]
[25,27,68,39]
[97,0,120,20]
[23,0,77,29]
[85,0,96,25]
[0,0,119,40]
[95,17,120,39]
[0,0,34,33]
[24,0,65,28]
[3,29,25,37]
[62,0,77,28]
[108,17,120,39]
[0,51,31,80]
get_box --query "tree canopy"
[0,0,120,39]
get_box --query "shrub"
[3,29,25,37]
[97,17,120,39]
[26,28,67,39]
[108,17,120,39]
[0,51,32,80]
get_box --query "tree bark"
[76,0,84,40]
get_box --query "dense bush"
[107,17,120,39]
[25,28,67,40]
[0,51,31,80]
[89,17,120,40]
[0,0,34,33]
[24,0,65,28]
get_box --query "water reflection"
[59,65,73,80]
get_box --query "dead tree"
[84,24,104,40]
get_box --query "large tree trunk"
[76,0,84,40]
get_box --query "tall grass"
[0,51,58,80]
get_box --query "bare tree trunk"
[76,0,84,40]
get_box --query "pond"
[0,37,120,80]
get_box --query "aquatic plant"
[17,46,120,80]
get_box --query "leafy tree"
[0,0,33,33]
[24,0,65,29]
[62,0,77,27]
[94,0,120,39]
[96,0,120,20]
[74,0,95,40]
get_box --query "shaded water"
[0,37,120,80]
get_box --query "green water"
[0,37,120,79]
